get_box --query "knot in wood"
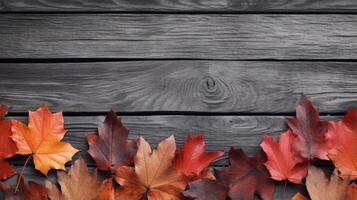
[205,76,216,91]
[200,75,233,106]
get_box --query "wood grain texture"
[1,166,305,200]
[6,115,339,166]
[1,61,357,113]
[1,14,357,59]
[1,0,357,12]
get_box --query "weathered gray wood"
[6,115,339,166]
[1,14,357,59]
[2,166,305,200]
[0,0,357,12]
[1,61,357,113]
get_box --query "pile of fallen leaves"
[1,95,357,200]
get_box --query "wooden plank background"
[1,0,357,12]
[1,1,357,199]
[1,14,357,59]
[0,62,356,113]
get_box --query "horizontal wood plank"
[1,0,357,12]
[2,166,306,200]
[1,14,357,59]
[6,115,339,166]
[0,61,357,113]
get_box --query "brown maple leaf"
[287,95,331,160]
[0,176,48,200]
[0,104,17,180]
[87,111,137,173]
[305,166,349,200]
[45,157,101,200]
[183,179,228,200]
[216,148,275,200]
[114,135,187,200]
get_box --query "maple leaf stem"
[14,154,32,194]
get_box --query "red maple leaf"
[260,130,308,184]
[328,109,357,179]
[174,134,223,180]
[216,148,275,200]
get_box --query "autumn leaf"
[328,109,357,179]
[305,166,349,200]
[288,96,331,160]
[183,179,228,200]
[174,134,223,180]
[96,178,115,200]
[45,157,101,200]
[216,148,275,200]
[0,104,17,180]
[260,130,308,184]
[287,95,331,160]
[114,135,187,200]
[11,105,79,175]
[0,176,48,200]
[0,104,9,118]
[291,193,309,200]
[87,110,137,172]
[348,184,357,200]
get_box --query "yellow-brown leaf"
[115,136,187,200]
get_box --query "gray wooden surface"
[0,62,356,113]
[1,14,357,59]
[1,1,356,199]
[0,0,357,12]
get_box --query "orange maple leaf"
[0,104,18,180]
[96,178,116,200]
[115,135,187,200]
[11,105,78,175]
[328,109,357,179]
